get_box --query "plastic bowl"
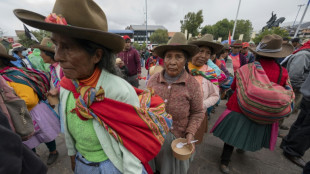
[171,138,194,160]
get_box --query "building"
[108,30,134,41]
[126,25,167,44]
[282,21,310,39]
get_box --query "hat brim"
[14,9,125,53]
[188,40,223,54]
[230,45,242,48]
[32,44,55,53]
[249,43,294,58]
[154,45,199,59]
[0,53,17,61]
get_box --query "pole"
[294,0,310,38]
[293,4,305,27]
[145,0,148,49]
[232,0,241,40]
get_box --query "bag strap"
[277,63,283,84]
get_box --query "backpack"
[0,75,34,140]
[236,62,295,124]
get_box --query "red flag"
[228,30,231,45]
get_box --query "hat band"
[256,42,282,53]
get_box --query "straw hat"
[0,43,16,61]
[33,37,55,53]
[188,34,223,54]
[231,40,243,48]
[249,34,294,58]
[154,32,199,58]
[149,65,164,76]
[13,0,124,53]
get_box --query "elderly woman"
[147,32,204,174]
[210,35,294,173]
[14,0,171,174]
[186,34,221,142]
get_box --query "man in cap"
[117,35,141,88]
[241,42,255,63]
[11,43,33,68]
[291,38,302,50]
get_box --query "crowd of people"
[0,0,310,174]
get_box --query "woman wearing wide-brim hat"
[147,32,204,174]
[210,34,294,173]
[186,34,222,143]
[14,0,173,173]
[229,40,247,73]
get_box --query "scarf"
[293,40,310,54]
[0,67,50,100]
[188,62,218,85]
[60,77,172,174]
[79,67,101,87]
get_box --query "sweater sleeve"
[134,50,141,74]
[202,79,220,110]
[186,80,205,136]
[288,51,310,89]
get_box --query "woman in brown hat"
[147,32,204,174]
[210,34,294,173]
[229,40,247,73]
[14,0,173,173]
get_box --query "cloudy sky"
[1,0,309,37]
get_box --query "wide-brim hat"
[13,0,124,53]
[154,32,199,59]
[188,34,223,54]
[0,43,17,61]
[249,34,294,58]
[33,37,55,53]
[231,40,243,48]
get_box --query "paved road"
[41,68,309,174]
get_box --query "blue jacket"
[11,53,33,68]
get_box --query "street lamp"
[145,0,148,49]
[232,0,242,40]
[292,4,305,28]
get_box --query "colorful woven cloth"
[60,77,172,174]
[0,67,50,100]
[236,62,295,124]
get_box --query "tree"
[150,29,168,44]
[253,27,289,44]
[180,10,203,38]
[18,30,51,48]
[200,18,253,41]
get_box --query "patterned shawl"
[0,67,50,100]
[60,77,172,174]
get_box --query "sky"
[0,0,309,37]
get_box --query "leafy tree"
[150,29,168,44]
[200,18,253,41]
[18,30,51,48]
[253,27,289,44]
[180,10,203,38]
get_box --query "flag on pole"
[228,30,231,45]
[23,24,39,43]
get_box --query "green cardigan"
[60,69,142,173]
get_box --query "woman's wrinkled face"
[164,50,186,77]
[191,46,211,67]
[51,33,101,80]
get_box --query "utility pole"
[292,4,305,27]
[232,0,242,40]
[294,0,310,38]
[145,0,148,49]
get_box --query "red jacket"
[118,47,141,76]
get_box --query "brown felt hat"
[33,37,55,53]
[249,34,294,58]
[13,0,124,53]
[188,34,224,54]
[154,32,199,59]
[0,43,16,61]
[231,40,243,48]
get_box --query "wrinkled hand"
[47,88,59,96]
[186,133,195,152]
[70,155,76,172]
